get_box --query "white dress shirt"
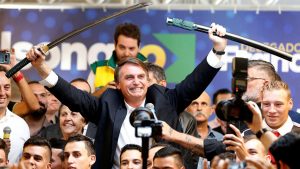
[112,100,145,169]
[263,116,294,136]
[0,108,30,164]
[39,50,224,169]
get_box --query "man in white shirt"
[0,67,30,164]
[25,23,227,169]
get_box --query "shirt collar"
[124,99,146,113]
[0,108,16,122]
[207,126,215,137]
[263,116,294,136]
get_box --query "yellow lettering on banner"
[278,43,285,52]
[140,44,166,67]
[286,43,294,53]
[269,42,277,49]
[240,42,300,53]
[240,44,248,51]
[295,43,300,53]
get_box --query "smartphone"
[0,51,10,64]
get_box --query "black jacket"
[47,57,220,169]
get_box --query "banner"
[0,8,299,112]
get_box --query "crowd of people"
[0,21,299,169]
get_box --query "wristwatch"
[255,128,268,139]
[212,48,225,55]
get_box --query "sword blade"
[6,2,151,78]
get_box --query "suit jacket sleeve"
[167,56,221,114]
[47,76,101,124]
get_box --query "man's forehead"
[121,150,141,160]
[248,67,270,78]
[194,92,210,104]
[24,146,48,155]
[263,89,288,97]
[65,141,87,152]
[120,64,146,74]
[29,83,45,90]
[116,35,138,45]
[0,73,10,85]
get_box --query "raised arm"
[170,23,228,113]
[26,45,101,124]
[161,121,205,157]
[0,49,40,117]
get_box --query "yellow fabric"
[94,66,115,88]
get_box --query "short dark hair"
[120,144,142,161]
[212,88,231,104]
[145,62,166,83]
[114,23,141,46]
[114,57,148,83]
[248,60,281,81]
[49,138,66,161]
[70,78,91,93]
[65,134,95,155]
[153,146,184,167]
[150,142,169,149]
[0,138,9,160]
[49,138,66,150]
[23,136,52,161]
[269,132,300,169]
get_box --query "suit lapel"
[111,104,127,158]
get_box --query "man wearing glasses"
[243,60,300,124]
[243,60,281,103]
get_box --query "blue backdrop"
[0,8,299,112]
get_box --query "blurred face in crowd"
[51,148,63,169]
[153,155,184,169]
[120,149,142,169]
[46,91,61,114]
[147,146,164,169]
[0,72,11,112]
[186,92,212,123]
[115,35,139,63]
[59,105,86,140]
[21,145,51,169]
[261,89,293,129]
[116,63,149,107]
[243,67,269,102]
[0,148,8,167]
[64,141,96,169]
[244,139,267,159]
[148,71,167,88]
[214,93,232,105]
[71,81,91,93]
[29,83,48,117]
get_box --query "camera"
[218,152,247,169]
[216,57,253,134]
[129,106,162,138]
[228,161,246,169]
[0,51,10,64]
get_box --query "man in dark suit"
[25,23,227,169]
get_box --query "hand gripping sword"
[166,17,293,62]
[6,2,151,78]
